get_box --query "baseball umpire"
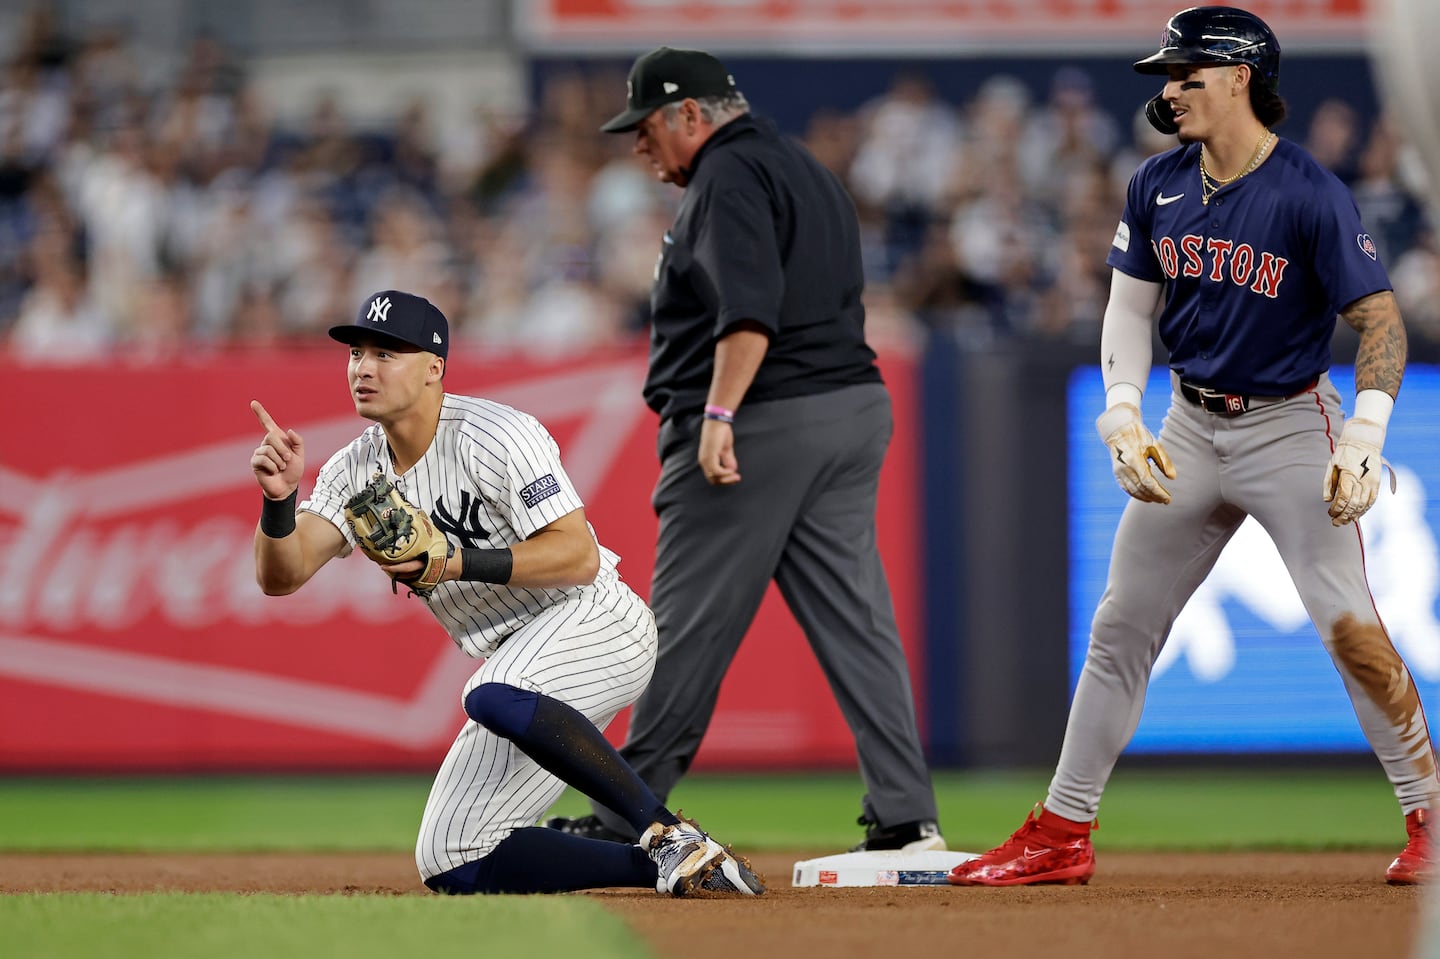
[249,289,763,897]
[950,5,1436,887]
[546,46,944,852]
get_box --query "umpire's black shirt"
[643,113,882,422]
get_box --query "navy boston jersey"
[1107,138,1392,395]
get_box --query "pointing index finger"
[251,400,281,434]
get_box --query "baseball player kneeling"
[249,289,764,897]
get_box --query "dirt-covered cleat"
[642,817,765,896]
[543,814,634,844]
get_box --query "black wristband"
[259,489,298,538]
[460,547,514,584]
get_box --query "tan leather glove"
[1096,403,1177,505]
[1322,418,1393,527]
[344,472,453,596]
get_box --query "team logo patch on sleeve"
[1113,220,1131,253]
[520,474,561,508]
[1357,233,1378,260]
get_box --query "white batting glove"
[1096,403,1177,505]
[1322,417,1392,527]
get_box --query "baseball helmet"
[1133,6,1281,91]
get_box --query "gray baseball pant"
[590,382,939,835]
[1047,372,1437,823]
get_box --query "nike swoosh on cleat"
[1156,192,1185,205]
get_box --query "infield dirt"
[0,850,1421,959]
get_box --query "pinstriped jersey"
[1107,137,1392,395]
[302,393,630,658]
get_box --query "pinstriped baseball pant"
[414,587,655,880]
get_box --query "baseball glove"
[344,472,453,597]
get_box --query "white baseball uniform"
[301,393,656,879]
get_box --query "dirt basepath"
[0,850,1422,959]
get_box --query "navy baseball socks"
[425,827,655,894]
[458,682,763,895]
[463,683,676,833]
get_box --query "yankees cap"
[600,46,737,133]
[329,290,448,359]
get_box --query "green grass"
[0,766,1407,853]
[0,775,428,851]
[1,893,650,959]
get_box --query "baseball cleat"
[851,817,947,853]
[947,805,1096,887]
[642,816,765,896]
[698,846,767,895]
[1386,808,1431,884]
[543,813,634,844]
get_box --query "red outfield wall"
[0,346,921,772]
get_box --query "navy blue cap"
[328,290,448,359]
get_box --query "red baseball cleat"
[948,805,1096,887]
[1386,809,1431,884]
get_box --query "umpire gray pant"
[590,382,939,835]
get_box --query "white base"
[791,849,980,887]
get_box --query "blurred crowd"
[2,9,1439,363]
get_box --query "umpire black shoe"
[543,813,635,844]
[850,816,947,852]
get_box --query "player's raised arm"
[249,400,346,594]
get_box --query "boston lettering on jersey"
[1150,234,1289,298]
[1106,139,1393,394]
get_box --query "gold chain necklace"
[1199,131,1274,205]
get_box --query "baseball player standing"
[248,289,763,897]
[949,5,1436,887]
[546,46,944,852]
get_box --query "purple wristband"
[703,404,735,424]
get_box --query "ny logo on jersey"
[1151,234,1290,299]
[431,491,491,548]
[367,296,392,323]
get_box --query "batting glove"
[1096,403,1177,505]
[1322,417,1393,527]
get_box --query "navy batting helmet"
[1133,6,1281,92]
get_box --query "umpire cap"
[1133,6,1281,91]
[601,47,737,133]
[328,290,449,359]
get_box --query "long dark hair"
[1250,78,1288,127]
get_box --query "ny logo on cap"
[367,296,392,323]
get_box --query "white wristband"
[1352,389,1394,431]
[1104,383,1144,412]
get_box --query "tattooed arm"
[1341,290,1407,398]
[1324,290,1405,525]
